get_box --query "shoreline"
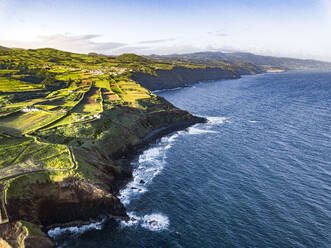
[46,115,206,235]
[47,73,266,234]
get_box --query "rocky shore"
[0,94,206,247]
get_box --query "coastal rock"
[24,236,55,248]
[0,221,55,248]
[7,179,127,227]
[0,221,27,248]
[4,93,206,244]
[0,239,11,248]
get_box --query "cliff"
[0,48,234,247]
[1,95,205,247]
[131,66,241,91]
[153,51,331,71]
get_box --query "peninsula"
[0,47,330,247]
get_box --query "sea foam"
[48,218,106,238]
[187,127,218,135]
[206,116,228,125]
[118,131,182,206]
[121,212,170,231]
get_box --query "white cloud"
[0,34,126,53]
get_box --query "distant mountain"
[151,52,331,71]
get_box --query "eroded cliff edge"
[131,66,240,91]
[0,59,259,247]
[131,65,263,91]
[1,95,205,247]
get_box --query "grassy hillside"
[0,47,264,184]
[0,48,159,183]
[0,47,259,245]
[154,51,331,71]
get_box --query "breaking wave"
[206,116,229,125]
[118,131,182,206]
[48,218,106,239]
[187,127,218,134]
[121,212,170,231]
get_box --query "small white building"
[93,114,101,119]
[22,106,40,112]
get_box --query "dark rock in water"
[131,187,138,190]
[149,220,157,226]
[139,180,145,184]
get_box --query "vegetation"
[0,46,182,198]
[0,46,254,237]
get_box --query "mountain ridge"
[149,51,331,71]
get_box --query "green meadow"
[0,47,168,190]
[0,46,241,200]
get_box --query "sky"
[1,0,331,61]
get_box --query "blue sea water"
[52,71,331,248]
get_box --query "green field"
[0,77,44,92]
[1,47,206,187]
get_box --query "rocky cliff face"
[1,96,205,247]
[131,66,241,91]
[7,179,128,228]
[0,221,54,248]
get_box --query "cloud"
[0,34,126,53]
[110,43,216,56]
[37,34,126,52]
[138,39,176,44]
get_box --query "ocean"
[50,71,331,248]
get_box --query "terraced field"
[0,77,44,92]
[0,48,160,192]
[0,46,234,235]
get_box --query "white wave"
[141,213,169,231]
[153,87,184,93]
[138,146,164,163]
[118,132,180,206]
[206,116,228,125]
[187,127,218,135]
[249,120,257,123]
[121,212,169,231]
[120,212,141,227]
[168,132,181,142]
[50,130,181,239]
[48,218,105,238]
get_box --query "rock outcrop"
[0,221,54,248]
[7,179,128,228]
[1,96,205,247]
[131,66,241,91]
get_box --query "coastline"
[47,73,267,235]
[46,115,206,237]
[1,71,282,247]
